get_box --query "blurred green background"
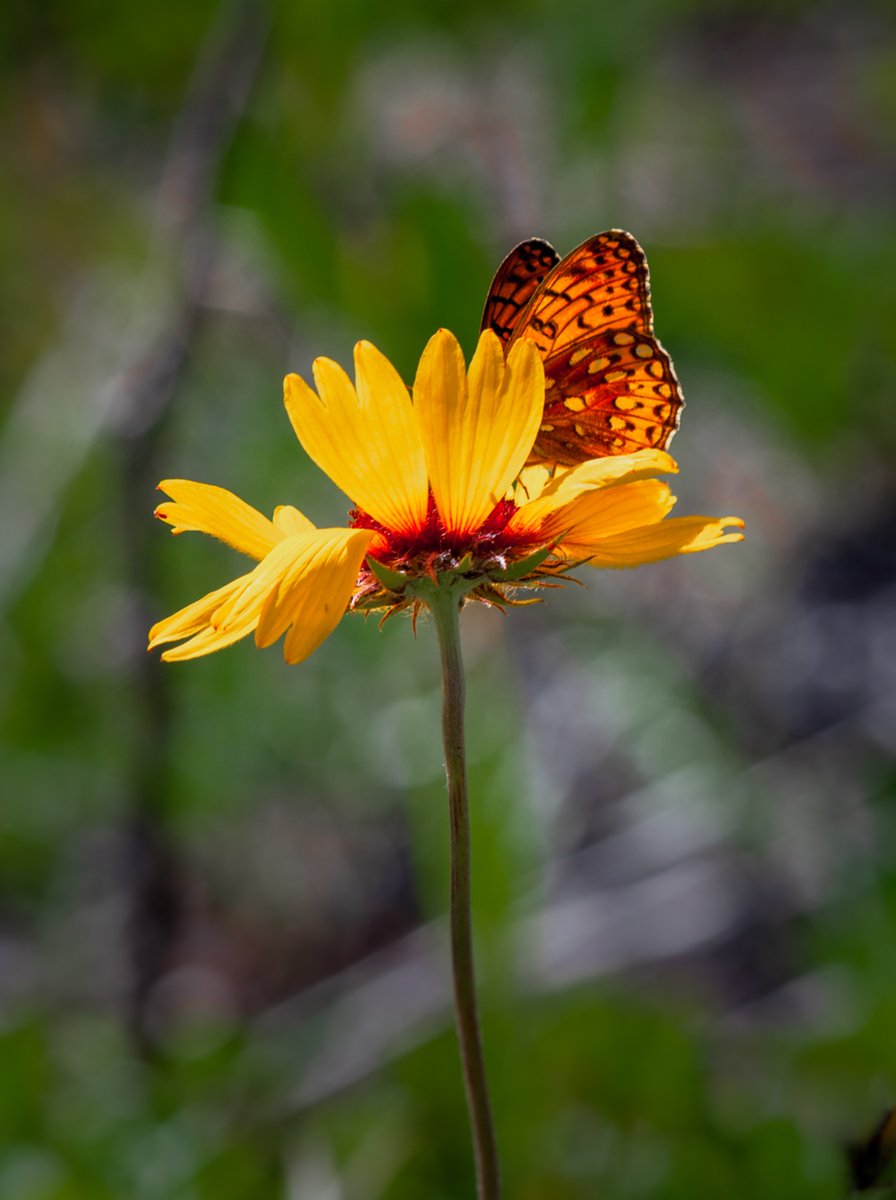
[2,0,896,1196]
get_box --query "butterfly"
[480,230,684,468]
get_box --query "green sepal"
[492,545,552,581]
[352,592,396,613]
[367,557,409,592]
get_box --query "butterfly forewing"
[480,238,560,346]
[484,229,684,467]
[509,231,654,354]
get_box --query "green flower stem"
[428,586,502,1200]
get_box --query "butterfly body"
[481,230,683,466]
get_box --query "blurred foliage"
[2,0,896,1195]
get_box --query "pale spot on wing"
[587,357,610,374]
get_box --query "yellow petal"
[159,620,259,662]
[165,565,266,657]
[148,574,260,662]
[574,515,745,568]
[150,527,373,665]
[148,574,252,650]
[414,330,544,536]
[547,480,677,550]
[510,449,678,532]
[155,480,280,561]
[273,504,317,536]
[284,341,428,533]
[255,527,373,664]
[209,528,366,645]
[513,464,553,504]
[210,534,322,634]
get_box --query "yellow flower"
[149,330,743,665]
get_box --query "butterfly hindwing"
[538,327,683,463]
[484,229,684,467]
[480,238,561,346]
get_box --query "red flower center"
[349,491,537,575]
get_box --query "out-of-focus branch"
[849,1107,896,1194]
[112,0,269,1057]
[116,0,270,444]
[0,3,268,612]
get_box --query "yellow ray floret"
[572,515,745,568]
[254,528,373,663]
[546,479,678,550]
[273,505,317,537]
[151,527,372,663]
[284,342,428,535]
[148,574,256,659]
[510,449,677,531]
[413,330,544,536]
[155,479,291,560]
[509,447,743,567]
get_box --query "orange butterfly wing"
[480,238,560,346]
[484,230,684,467]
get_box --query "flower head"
[149,330,743,664]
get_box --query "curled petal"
[155,620,259,663]
[570,515,746,568]
[148,573,257,661]
[254,528,373,663]
[510,449,677,534]
[544,479,676,548]
[155,480,283,561]
[149,528,372,664]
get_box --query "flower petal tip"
[648,451,678,475]
[430,327,461,352]
[719,517,746,538]
[504,334,539,365]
